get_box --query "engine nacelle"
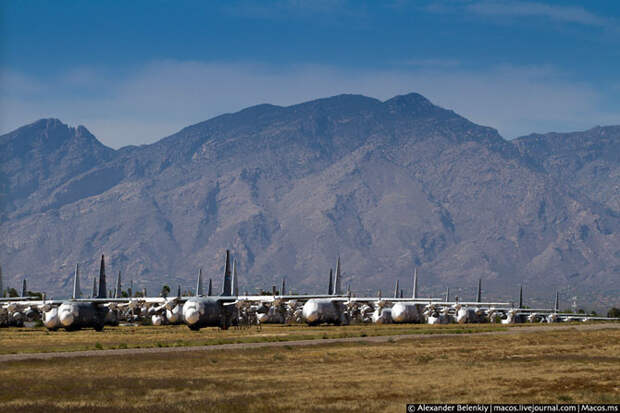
[371,308,392,324]
[43,307,60,330]
[165,304,183,324]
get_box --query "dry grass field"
[0,326,618,412]
[0,323,507,354]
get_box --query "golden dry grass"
[0,327,618,412]
[0,323,507,354]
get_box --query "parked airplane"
[39,256,130,331]
[181,250,238,330]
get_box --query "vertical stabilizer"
[554,291,559,312]
[400,289,403,298]
[222,250,232,296]
[412,268,418,299]
[115,271,122,298]
[445,287,450,302]
[232,259,239,296]
[92,276,97,298]
[22,279,27,297]
[281,277,286,296]
[177,284,181,298]
[394,279,399,298]
[476,279,482,303]
[208,278,212,296]
[328,269,333,295]
[333,257,342,295]
[97,255,107,298]
[196,268,204,297]
[72,264,81,299]
[519,285,523,309]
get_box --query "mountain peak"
[382,92,458,120]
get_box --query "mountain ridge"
[1,93,618,310]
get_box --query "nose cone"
[151,315,163,326]
[391,304,406,323]
[184,309,200,325]
[302,301,320,323]
[257,313,269,323]
[59,311,74,327]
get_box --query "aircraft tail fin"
[476,279,482,303]
[97,255,107,299]
[445,287,450,302]
[222,250,232,296]
[232,259,239,296]
[334,257,342,295]
[92,275,97,298]
[519,285,523,309]
[412,268,418,299]
[281,277,286,296]
[22,279,27,297]
[177,284,181,298]
[72,264,81,299]
[115,271,122,298]
[196,268,203,297]
[328,268,333,295]
[554,291,559,312]
[394,279,399,298]
[208,278,212,296]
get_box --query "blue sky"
[1,0,619,148]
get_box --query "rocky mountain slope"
[1,93,618,309]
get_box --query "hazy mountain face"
[514,126,620,214]
[1,94,618,309]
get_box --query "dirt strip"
[1,323,617,362]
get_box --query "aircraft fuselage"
[182,297,236,330]
[56,301,107,331]
[302,299,346,325]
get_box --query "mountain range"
[1,93,618,310]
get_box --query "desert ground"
[0,323,618,412]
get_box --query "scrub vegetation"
[0,326,618,412]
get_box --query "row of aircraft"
[1,252,618,331]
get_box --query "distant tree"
[257,289,278,295]
[121,290,129,298]
[134,291,144,298]
[590,311,598,317]
[607,307,620,318]
[26,290,43,299]
[161,285,171,298]
[8,287,18,297]
[577,308,585,314]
